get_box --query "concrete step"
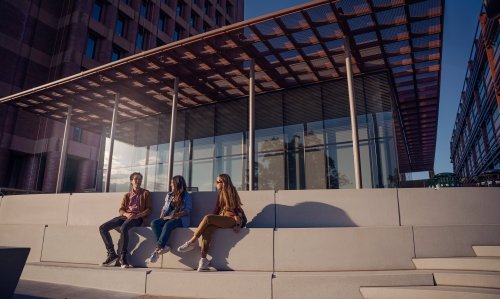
[474,246,500,257]
[272,270,434,299]
[413,257,500,271]
[434,271,500,289]
[360,285,500,299]
[147,268,272,299]
[21,262,149,294]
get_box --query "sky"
[244,0,483,177]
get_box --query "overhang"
[0,0,444,173]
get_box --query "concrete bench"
[37,224,274,271]
[147,269,272,299]
[274,227,415,271]
[399,188,500,226]
[0,194,70,225]
[275,189,399,227]
[0,224,45,263]
[162,228,274,271]
[67,192,167,226]
[413,224,500,258]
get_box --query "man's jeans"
[150,217,182,248]
[99,216,143,255]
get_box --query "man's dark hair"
[129,172,143,181]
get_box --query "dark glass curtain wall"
[102,72,397,191]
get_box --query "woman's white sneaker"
[197,257,210,272]
[177,241,196,252]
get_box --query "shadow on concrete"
[247,202,357,228]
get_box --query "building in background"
[1,0,444,193]
[0,0,243,193]
[450,6,499,184]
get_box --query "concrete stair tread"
[474,246,500,257]
[360,285,500,299]
[433,270,500,289]
[413,257,500,271]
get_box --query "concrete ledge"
[0,247,30,299]
[21,262,148,294]
[273,270,434,299]
[162,228,274,271]
[434,271,500,289]
[146,269,272,299]
[40,225,160,268]
[67,193,123,226]
[0,224,45,262]
[399,188,500,226]
[413,257,500,271]
[473,246,500,257]
[360,285,500,299]
[275,189,399,227]
[274,227,415,271]
[0,194,70,225]
[413,225,500,257]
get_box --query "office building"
[450,7,499,183]
[0,0,443,193]
[0,0,243,192]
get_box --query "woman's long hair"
[217,173,242,211]
[171,175,187,210]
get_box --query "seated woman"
[177,173,244,271]
[148,175,192,263]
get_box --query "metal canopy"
[0,0,444,173]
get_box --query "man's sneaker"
[197,257,210,272]
[148,250,159,263]
[120,254,132,268]
[100,252,119,267]
[158,245,171,255]
[177,241,196,253]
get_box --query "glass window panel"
[327,143,354,189]
[305,121,325,147]
[257,152,285,190]
[215,133,244,157]
[214,156,245,191]
[109,166,133,192]
[324,117,352,144]
[256,127,284,152]
[155,162,168,191]
[143,164,156,191]
[191,159,214,191]
[305,147,327,189]
[174,141,187,161]
[359,140,373,188]
[192,137,214,159]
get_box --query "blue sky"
[245,0,483,176]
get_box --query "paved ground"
[13,280,211,299]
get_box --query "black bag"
[238,208,247,228]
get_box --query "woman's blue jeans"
[150,217,182,248]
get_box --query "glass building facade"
[104,72,398,192]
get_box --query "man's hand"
[125,212,139,219]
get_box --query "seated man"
[99,172,152,268]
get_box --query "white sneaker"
[158,245,171,255]
[177,241,196,253]
[197,257,210,272]
[148,250,159,263]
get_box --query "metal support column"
[167,77,179,187]
[248,59,255,191]
[105,93,120,192]
[56,105,72,193]
[344,38,362,189]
